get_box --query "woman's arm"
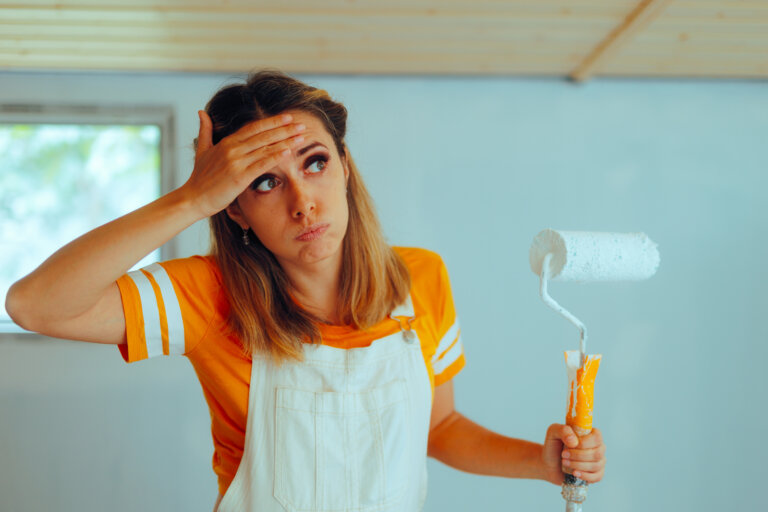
[426,381,606,484]
[5,189,202,344]
[5,111,306,344]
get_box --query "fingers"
[566,467,605,484]
[562,454,605,484]
[562,458,602,473]
[231,113,296,143]
[562,443,606,462]
[197,111,304,159]
[562,425,579,448]
[562,447,605,465]
[578,428,603,449]
[548,424,603,449]
[560,428,606,484]
[215,115,306,164]
[241,122,307,157]
[235,133,306,186]
[219,131,305,180]
[241,133,305,171]
[546,423,579,448]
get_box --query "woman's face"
[226,110,350,271]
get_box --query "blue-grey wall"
[1,70,766,512]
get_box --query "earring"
[242,227,250,246]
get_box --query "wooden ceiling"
[1,0,766,81]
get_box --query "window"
[0,104,175,333]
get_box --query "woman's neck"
[280,252,344,325]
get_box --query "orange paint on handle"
[565,351,601,432]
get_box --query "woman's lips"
[295,223,329,241]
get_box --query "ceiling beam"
[570,0,674,82]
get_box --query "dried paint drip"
[563,473,588,506]
[564,351,601,430]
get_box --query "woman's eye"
[252,175,279,192]
[306,157,327,174]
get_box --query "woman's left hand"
[541,424,606,485]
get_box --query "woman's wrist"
[524,442,560,483]
[169,184,212,223]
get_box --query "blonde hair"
[204,71,410,363]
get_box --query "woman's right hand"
[182,110,307,218]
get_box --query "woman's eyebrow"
[297,142,327,156]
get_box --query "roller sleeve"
[530,229,660,282]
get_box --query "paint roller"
[529,229,659,512]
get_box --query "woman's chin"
[295,239,342,266]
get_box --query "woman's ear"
[225,200,248,230]
[342,145,350,184]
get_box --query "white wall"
[1,70,766,512]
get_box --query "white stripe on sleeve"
[145,263,186,356]
[432,334,464,375]
[126,269,164,359]
[433,319,460,362]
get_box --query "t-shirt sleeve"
[115,256,222,363]
[430,256,466,387]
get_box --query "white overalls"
[216,297,433,512]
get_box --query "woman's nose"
[290,181,316,219]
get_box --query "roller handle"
[562,353,600,511]
[562,425,591,511]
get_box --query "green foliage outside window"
[0,124,161,328]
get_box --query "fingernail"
[296,124,306,132]
[282,114,293,122]
[574,471,582,478]
[562,451,570,459]
[562,459,570,467]
[295,136,305,144]
[281,149,291,156]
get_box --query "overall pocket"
[273,379,410,512]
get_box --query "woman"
[6,71,605,511]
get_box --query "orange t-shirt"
[115,246,465,495]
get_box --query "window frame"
[0,103,176,334]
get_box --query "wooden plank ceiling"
[1,0,766,80]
